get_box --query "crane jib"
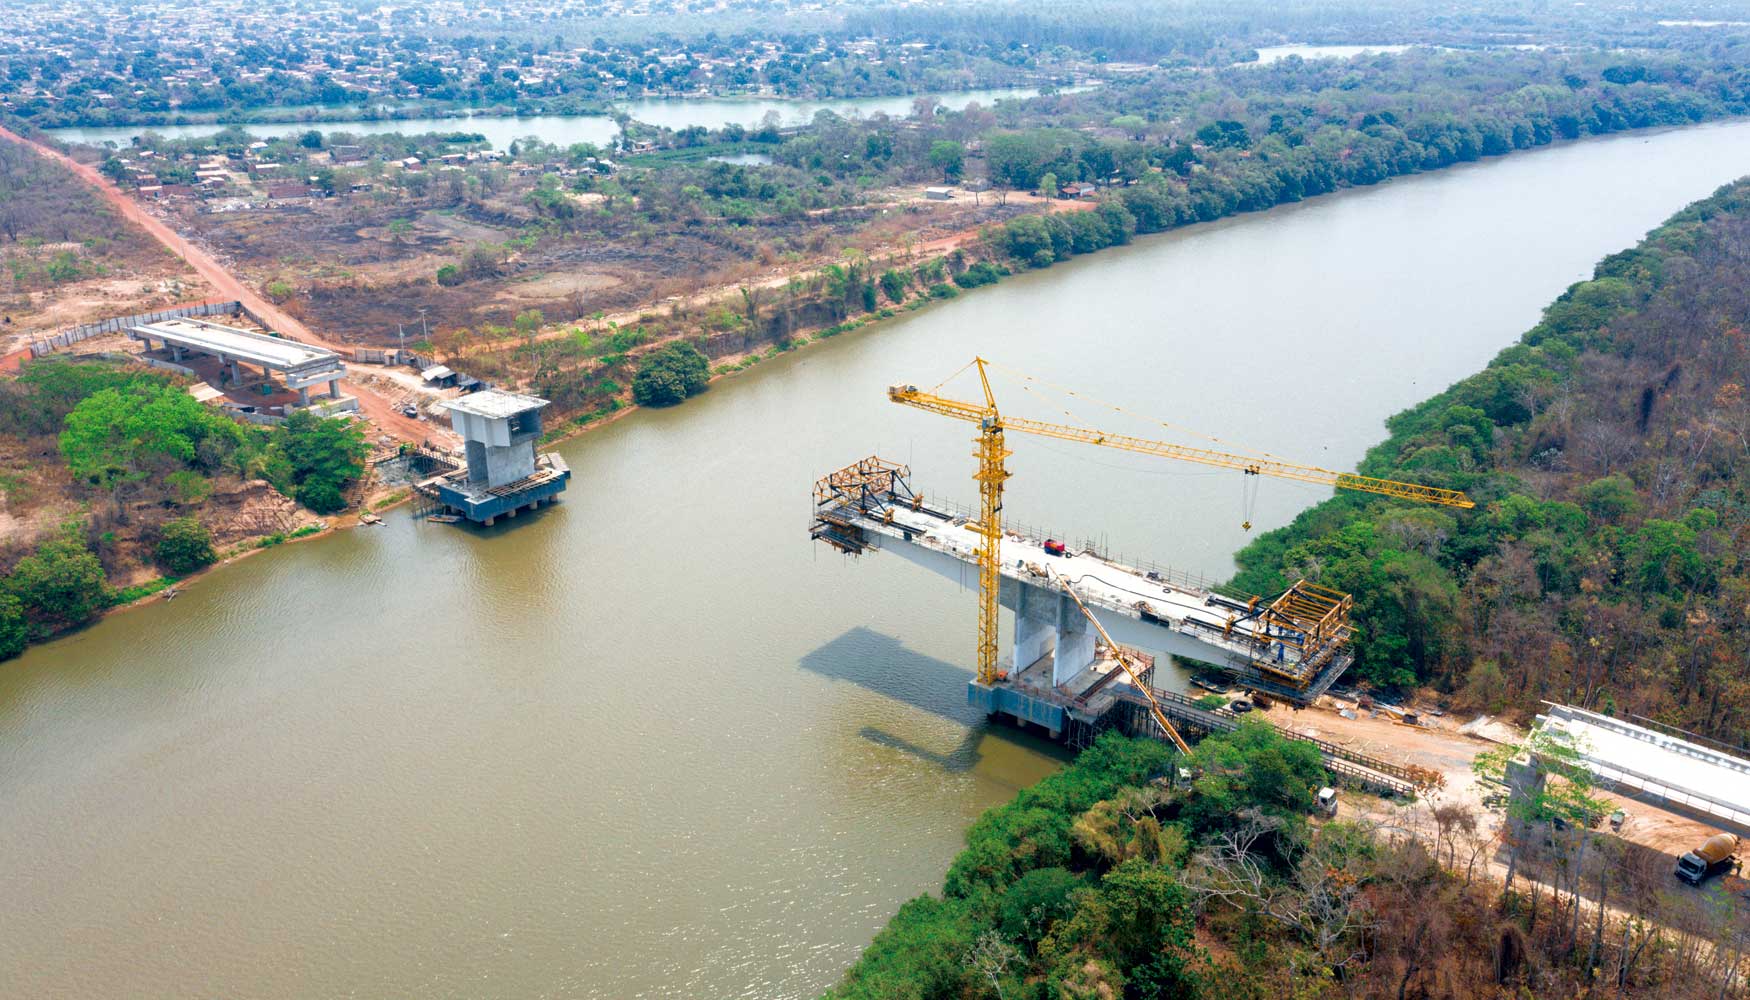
[885,364,1474,693]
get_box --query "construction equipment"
[888,358,1476,689]
[1676,833,1740,886]
[1051,567,1191,754]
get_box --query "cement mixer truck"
[1675,833,1740,886]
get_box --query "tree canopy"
[631,342,711,407]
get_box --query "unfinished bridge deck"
[816,486,1354,704]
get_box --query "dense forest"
[847,0,1750,62]
[1224,179,1750,741]
[769,46,1750,207]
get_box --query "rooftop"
[439,388,550,420]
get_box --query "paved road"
[0,126,431,444]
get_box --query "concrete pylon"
[1013,606,1052,674]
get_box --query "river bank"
[495,117,1750,460]
[7,116,1750,999]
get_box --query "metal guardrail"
[1583,758,1750,830]
[30,299,248,357]
[1144,689,1417,796]
[914,492,1227,594]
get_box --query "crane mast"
[887,357,1475,694]
[970,361,1011,695]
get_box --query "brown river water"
[7,122,1750,998]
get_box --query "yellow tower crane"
[888,358,1477,689]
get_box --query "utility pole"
[417,306,429,344]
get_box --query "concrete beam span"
[814,487,1355,704]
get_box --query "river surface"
[7,121,1750,998]
[1252,43,1417,63]
[43,87,1064,150]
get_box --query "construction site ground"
[0,126,445,449]
[1263,695,1735,867]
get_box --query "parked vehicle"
[1676,833,1740,885]
[1043,539,1067,557]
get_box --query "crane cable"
[928,357,980,396]
[980,358,1294,463]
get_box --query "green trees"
[952,262,1005,289]
[996,867,1082,950]
[985,129,1076,191]
[514,309,545,340]
[154,517,216,575]
[927,139,964,182]
[4,528,108,638]
[1182,717,1327,833]
[631,342,711,407]
[829,724,1346,999]
[263,409,368,514]
[993,201,1137,271]
[827,895,975,1000]
[59,382,244,488]
[1194,119,1251,150]
[878,269,911,303]
[296,480,346,515]
[0,593,25,661]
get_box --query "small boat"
[1190,673,1228,693]
[358,512,383,525]
[427,513,462,523]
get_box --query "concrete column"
[298,387,310,406]
[505,506,517,519]
[171,345,183,362]
[328,379,341,400]
[230,361,241,383]
[483,516,494,526]
[1013,600,1052,675]
[1051,593,1096,687]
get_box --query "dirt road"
[0,126,432,444]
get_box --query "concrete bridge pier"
[1004,576,1097,685]
[1011,585,1053,674]
[1051,598,1096,686]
